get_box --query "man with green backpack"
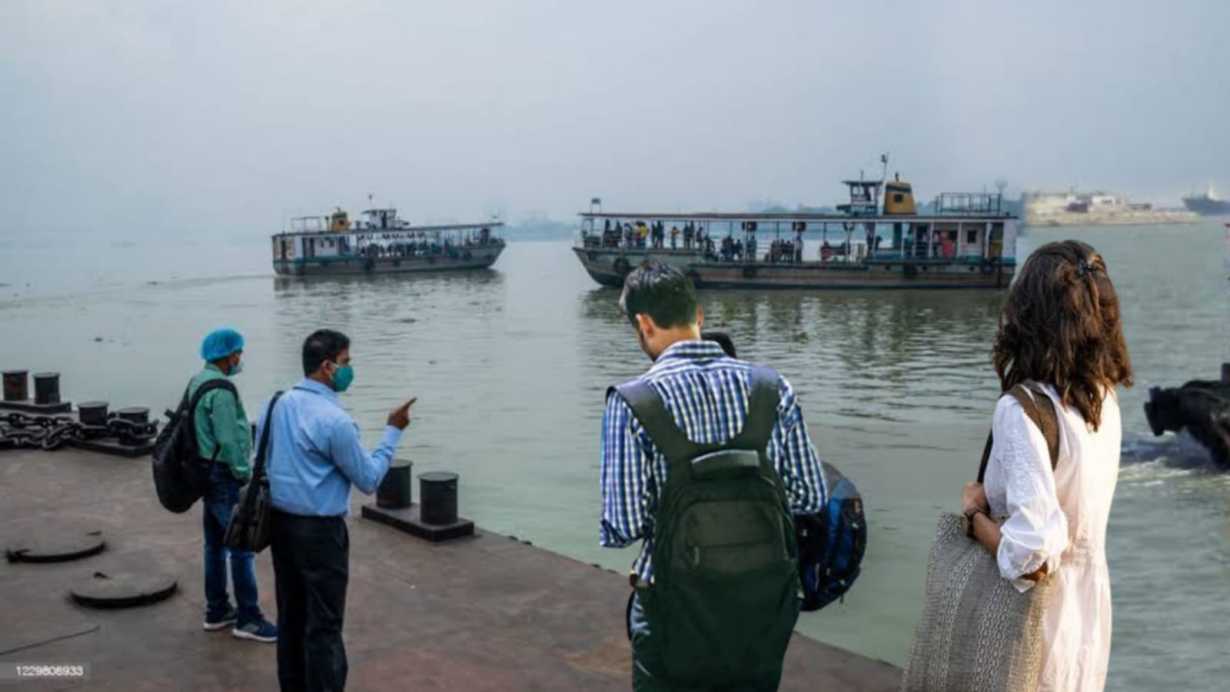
[601,261,828,691]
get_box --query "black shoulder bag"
[224,391,283,553]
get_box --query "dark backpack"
[613,366,800,686]
[151,378,238,513]
[795,461,867,611]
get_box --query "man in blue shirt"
[601,261,826,690]
[257,329,414,692]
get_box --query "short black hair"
[302,329,350,376]
[619,260,698,329]
[701,330,736,358]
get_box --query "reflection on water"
[0,223,1227,690]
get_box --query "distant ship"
[1182,184,1230,216]
[272,207,505,276]
[574,158,1019,290]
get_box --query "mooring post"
[1222,362,1230,384]
[78,401,110,426]
[2,370,28,402]
[420,472,459,525]
[377,459,413,509]
[33,372,61,405]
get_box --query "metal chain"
[0,412,159,451]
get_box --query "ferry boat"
[272,207,505,276]
[573,166,1018,290]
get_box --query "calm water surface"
[1,222,1227,689]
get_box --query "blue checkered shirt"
[600,340,827,583]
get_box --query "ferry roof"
[578,211,1014,223]
[275,221,504,237]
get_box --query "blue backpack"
[795,461,867,611]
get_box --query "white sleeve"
[991,395,1069,592]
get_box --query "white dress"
[982,384,1120,692]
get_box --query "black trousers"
[270,510,349,692]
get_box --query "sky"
[2,0,1228,234]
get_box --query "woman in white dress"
[962,240,1134,692]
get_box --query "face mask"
[229,360,244,377]
[331,363,354,392]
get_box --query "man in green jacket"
[193,328,277,642]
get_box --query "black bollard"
[1222,362,1230,384]
[78,401,109,426]
[33,372,61,405]
[2,370,28,402]
[419,472,459,525]
[116,407,149,424]
[377,459,413,509]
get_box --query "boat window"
[893,194,904,203]
[966,230,978,244]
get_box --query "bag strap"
[610,365,782,477]
[187,378,240,461]
[731,366,781,452]
[612,381,703,471]
[251,391,284,482]
[976,382,1061,483]
[188,378,239,414]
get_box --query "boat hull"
[275,244,504,276]
[572,247,1014,289]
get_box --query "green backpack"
[614,366,801,685]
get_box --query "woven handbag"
[223,391,283,554]
[901,383,1060,692]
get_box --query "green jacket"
[187,364,252,481]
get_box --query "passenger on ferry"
[670,226,679,250]
[601,261,826,691]
[683,224,694,250]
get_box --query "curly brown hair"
[993,240,1133,429]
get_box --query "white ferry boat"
[272,207,504,276]
[573,166,1018,290]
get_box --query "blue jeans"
[203,463,262,626]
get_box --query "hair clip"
[1076,258,1092,278]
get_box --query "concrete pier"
[0,447,901,690]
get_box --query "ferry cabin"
[272,208,504,276]
[573,183,1018,289]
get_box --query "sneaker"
[232,619,278,643]
[203,606,237,631]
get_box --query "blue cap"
[200,328,245,361]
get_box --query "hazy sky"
[3,1,1227,234]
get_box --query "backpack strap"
[611,380,707,472]
[251,391,284,482]
[731,366,781,452]
[188,378,240,461]
[188,378,239,413]
[610,365,783,475]
[976,382,1061,483]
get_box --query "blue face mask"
[228,360,244,377]
[331,363,354,392]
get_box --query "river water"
[1,222,1227,689]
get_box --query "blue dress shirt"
[256,378,401,517]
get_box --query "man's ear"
[635,312,656,338]
[695,305,704,331]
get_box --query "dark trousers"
[270,510,349,692]
[627,591,784,692]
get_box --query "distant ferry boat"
[573,165,1018,289]
[272,208,504,276]
[1182,184,1230,216]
